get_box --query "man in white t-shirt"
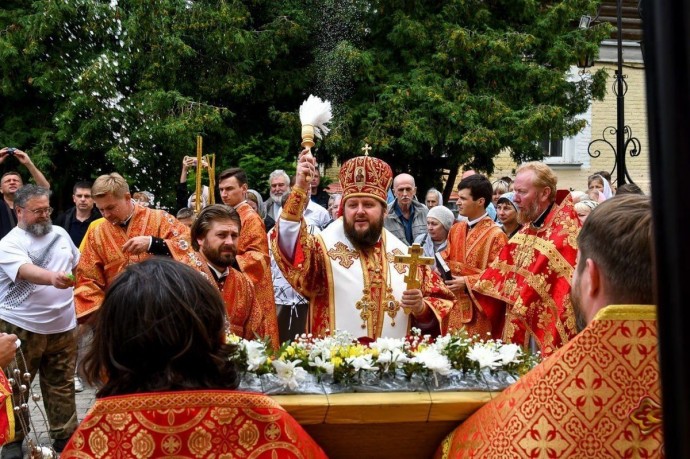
[0,185,79,458]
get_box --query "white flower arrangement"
[228,329,540,392]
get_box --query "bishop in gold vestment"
[273,151,454,340]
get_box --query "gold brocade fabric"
[234,202,280,348]
[75,205,195,319]
[0,370,13,446]
[473,191,580,356]
[441,218,507,336]
[61,390,327,459]
[185,251,259,340]
[437,305,664,459]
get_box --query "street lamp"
[586,0,642,187]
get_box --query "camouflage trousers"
[0,320,78,443]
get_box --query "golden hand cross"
[394,243,435,290]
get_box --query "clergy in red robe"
[218,168,280,347]
[187,204,260,340]
[75,173,195,319]
[272,148,455,340]
[64,257,325,459]
[438,195,662,458]
[441,174,507,336]
[473,163,581,356]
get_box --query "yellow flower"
[331,356,343,368]
[225,334,241,344]
[266,357,272,365]
[348,345,364,358]
[286,346,296,357]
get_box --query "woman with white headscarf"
[414,206,456,257]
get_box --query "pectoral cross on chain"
[394,243,434,290]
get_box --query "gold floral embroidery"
[187,427,212,457]
[211,407,238,425]
[280,187,308,222]
[238,421,260,450]
[131,430,156,459]
[386,248,407,274]
[327,241,360,268]
[88,428,109,457]
[106,412,131,431]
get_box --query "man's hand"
[183,156,208,169]
[445,275,467,295]
[11,149,32,166]
[0,333,18,368]
[122,236,151,255]
[294,148,316,191]
[50,271,75,289]
[401,289,425,316]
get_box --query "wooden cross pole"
[394,243,435,290]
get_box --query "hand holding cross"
[394,243,435,314]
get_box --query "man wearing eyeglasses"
[0,185,79,457]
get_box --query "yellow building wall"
[454,63,651,194]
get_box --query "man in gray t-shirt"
[0,185,79,458]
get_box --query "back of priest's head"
[576,193,654,308]
[81,257,239,397]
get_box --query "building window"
[540,135,563,158]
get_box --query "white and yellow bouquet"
[227,329,540,394]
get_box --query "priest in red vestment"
[218,168,280,347]
[441,174,507,336]
[438,194,662,458]
[63,258,325,459]
[75,173,195,319]
[473,162,581,356]
[272,147,455,340]
[187,204,261,339]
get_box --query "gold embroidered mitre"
[339,154,393,205]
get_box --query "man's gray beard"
[269,192,283,203]
[517,200,540,225]
[25,221,53,237]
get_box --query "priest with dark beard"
[271,148,454,341]
[188,204,265,341]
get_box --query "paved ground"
[0,376,96,457]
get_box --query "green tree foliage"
[1,0,312,209]
[320,0,610,197]
[1,0,609,208]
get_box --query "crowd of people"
[0,144,659,457]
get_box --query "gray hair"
[268,170,290,186]
[15,184,51,208]
[425,188,443,206]
[176,207,195,220]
